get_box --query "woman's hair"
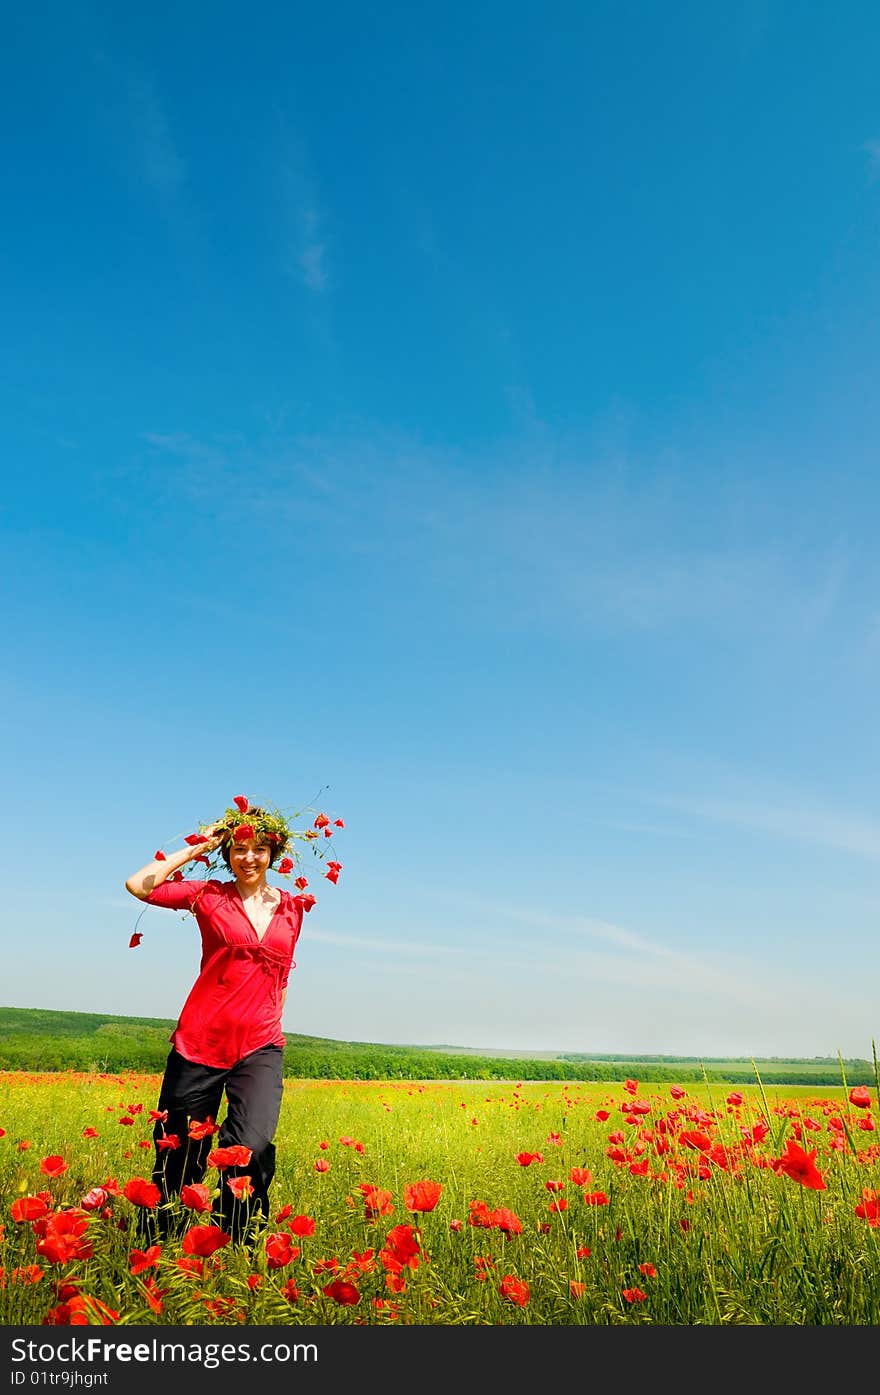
[218,806,283,869]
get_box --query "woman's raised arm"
[124,825,225,900]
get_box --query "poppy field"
[3,1070,880,1326]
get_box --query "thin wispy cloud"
[652,789,880,862]
[92,51,188,217]
[864,137,880,181]
[277,133,331,297]
[126,73,186,200]
[311,886,784,1014]
[134,421,858,646]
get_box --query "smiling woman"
[122,796,321,1247]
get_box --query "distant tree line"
[0,1032,873,1086]
[0,1009,873,1085]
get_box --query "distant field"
[0,1007,875,1086]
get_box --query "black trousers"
[142,1044,284,1245]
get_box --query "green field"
[0,1007,875,1086]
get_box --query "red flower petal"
[234,796,250,812]
[128,933,142,948]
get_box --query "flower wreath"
[128,793,344,947]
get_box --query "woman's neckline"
[232,883,283,942]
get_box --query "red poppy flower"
[182,1225,230,1256]
[180,1183,213,1212]
[499,1275,530,1306]
[39,1156,67,1178]
[624,1079,639,1095]
[324,866,340,884]
[234,796,249,812]
[468,1200,493,1228]
[380,1224,422,1272]
[36,1213,93,1265]
[207,1145,253,1169]
[545,1180,565,1192]
[295,893,317,913]
[323,1280,360,1305]
[169,870,183,881]
[128,933,142,948]
[174,1258,203,1278]
[678,1130,712,1152]
[855,1189,880,1225]
[11,1196,49,1223]
[155,1135,181,1152]
[490,1207,523,1235]
[82,1127,98,1138]
[623,1287,648,1303]
[129,1245,161,1275]
[850,1086,872,1110]
[403,1180,442,1212]
[583,1191,610,1206]
[188,1116,219,1140]
[314,1158,330,1173]
[184,833,208,845]
[726,1092,744,1106]
[287,1214,316,1237]
[570,1281,587,1298]
[154,851,166,861]
[294,876,308,889]
[670,1086,686,1099]
[515,1151,539,1166]
[265,1232,300,1269]
[227,1175,254,1200]
[233,824,255,842]
[576,1245,591,1259]
[570,1167,592,1185]
[50,1294,120,1324]
[638,1262,657,1277]
[314,814,330,828]
[772,1139,827,1191]
[80,1188,108,1212]
[123,1178,161,1209]
[334,818,344,827]
[143,1278,166,1314]
[277,858,294,875]
[360,1184,394,1217]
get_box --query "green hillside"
[0,1007,873,1085]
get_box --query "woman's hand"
[197,821,228,853]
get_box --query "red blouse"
[145,879,303,1069]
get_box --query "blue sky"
[4,1,880,1059]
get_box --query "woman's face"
[228,837,272,886]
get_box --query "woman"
[124,804,305,1244]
